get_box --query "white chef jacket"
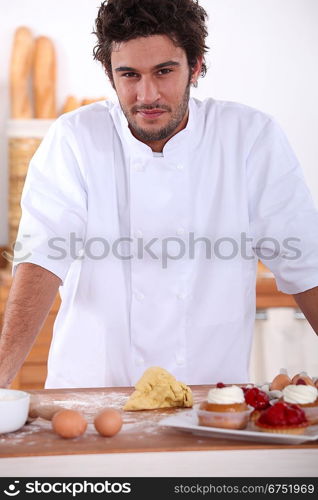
[13,97,318,388]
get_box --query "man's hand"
[293,286,318,335]
[0,263,61,388]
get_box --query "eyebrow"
[114,60,180,72]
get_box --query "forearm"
[293,286,318,335]
[0,263,61,387]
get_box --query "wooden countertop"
[1,386,317,459]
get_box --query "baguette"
[9,26,34,118]
[61,95,81,114]
[33,36,56,118]
[81,97,106,106]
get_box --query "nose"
[136,76,161,104]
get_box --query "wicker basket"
[7,120,53,251]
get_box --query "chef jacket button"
[135,358,144,367]
[176,163,184,170]
[76,248,85,258]
[177,292,187,300]
[176,227,185,236]
[134,229,143,238]
[133,164,144,172]
[134,291,145,301]
[176,356,185,366]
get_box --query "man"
[0,0,317,389]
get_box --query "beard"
[119,82,191,143]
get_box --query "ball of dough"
[94,408,123,437]
[52,409,87,439]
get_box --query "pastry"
[10,26,34,119]
[254,401,308,434]
[198,383,252,429]
[243,387,270,421]
[282,384,318,425]
[123,366,193,410]
[33,36,56,118]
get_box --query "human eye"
[157,68,173,75]
[121,72,139,78]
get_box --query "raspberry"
[259,402,287,425]
[244,387,270,410]
[216,382,226,388]
[296,378,306,385]
[259,401,307,425]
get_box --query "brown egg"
[270,372,291,391]
[52,409,87,439]
[94,408,123,437]
[291,372,314,386]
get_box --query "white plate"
[159,409,318,445]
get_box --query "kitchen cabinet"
[256,261,296,308]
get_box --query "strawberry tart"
[254,401,308,434]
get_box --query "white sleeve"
[12,117,87,284]
[247,118,318,294]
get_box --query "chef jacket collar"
[110,97,197,160]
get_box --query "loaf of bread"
[61,95,81,114]
[9,26,34,118]
[81,97,106,106]
[33,36,56,118]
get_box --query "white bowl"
[0,388,30,433]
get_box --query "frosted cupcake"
[198,383,252,429]
[282,384,318,425]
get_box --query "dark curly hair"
[93,0,209,84]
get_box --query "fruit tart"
[243,387,270,422]
[254,401,308,434]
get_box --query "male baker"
[0,0,318,388]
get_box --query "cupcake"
[254,401,308,434]
[282,384,318,425]
[198,383,252,429]
[243,387,270,422]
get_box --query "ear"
[190,56,203,85]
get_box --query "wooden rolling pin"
[9,26,34,118]
[28,389,122,422]
[33,36,56,118]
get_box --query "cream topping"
[282,384,317,404]
[207,385,245,404]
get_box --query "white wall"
[1,0,318,244]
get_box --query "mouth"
[137,109,166,120]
